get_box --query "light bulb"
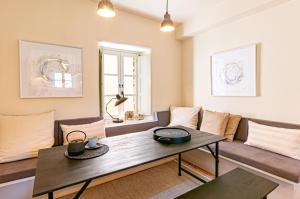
[160,25,175,32]
[97,0,116,18]
[97,8,116,18]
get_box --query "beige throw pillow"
[168,106,200,129]
[224,114,242,141]
[61,120,106,145]
[0,111,55,163]
[245,121,300,160]
[200,110,230,135]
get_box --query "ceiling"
[96,0,225,23]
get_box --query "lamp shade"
[97,0,116,18]
[160,12,175,32]
[115,94,128,106]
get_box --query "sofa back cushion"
[0,111,54,163]
[245,121,300,160]
[155,111,171,127]
[235,118,300,142]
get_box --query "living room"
[0,0,300,199]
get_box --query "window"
[99,42,152,120]
[101,49,138,118]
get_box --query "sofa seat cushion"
[0,158,37,184]
[219,141,300,183]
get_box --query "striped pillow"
[245,121,300,160]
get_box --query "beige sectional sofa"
[0,117,158,184]
[155,110,300,183]
[1,110,300,199]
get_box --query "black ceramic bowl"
[153,127,191,144]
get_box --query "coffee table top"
[33,126,225,197]
[176,168,279,199]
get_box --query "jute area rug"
[60,161,202,199]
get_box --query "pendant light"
[97,0,116,18]
[160,0,175,32]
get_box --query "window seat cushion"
[219,141,300,183]
[0,158,37,184]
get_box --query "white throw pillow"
[168,106,201,129]
[0,111,55,163]
[60,120,106,145]
[245,121,300,160]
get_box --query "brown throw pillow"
[200,110,230,136]
[224,114,242,141]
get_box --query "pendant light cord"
[166,0,169,14]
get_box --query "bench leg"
[178,153,182,176]
[215,142,219,178]
[48,192,53,199]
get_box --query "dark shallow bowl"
[153,127,191,144]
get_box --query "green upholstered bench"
[176,168,278,199]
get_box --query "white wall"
[182,0,300,124]
[0,0,182,119]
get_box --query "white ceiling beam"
[176,0,291,40]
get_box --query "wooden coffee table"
[33,126,225,199]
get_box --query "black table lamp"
[106,92,128,123]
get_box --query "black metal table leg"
[181,167,208,183]
[206,142,220,179]
[215,142,219,178]
[73,179,92,199]
[48,192,53,199]
[178,153,182,176]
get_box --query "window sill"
[104,117,155,128]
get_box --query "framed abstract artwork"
[211,44,257,97]
[19,40,83,98]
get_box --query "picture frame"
[211,44,257,97]
[19,40,83,98]
[125,111,135,120]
